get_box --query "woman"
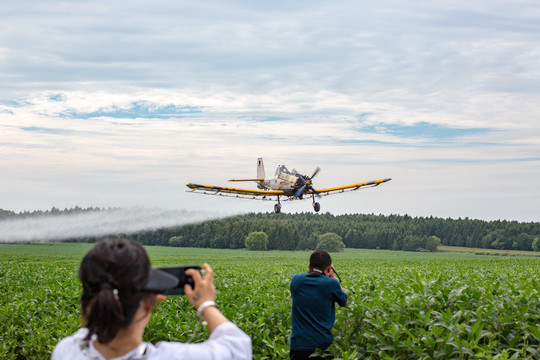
[51,238,251,359]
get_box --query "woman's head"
[79,238,152,344]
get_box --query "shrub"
[168,236,184,247]
[533,237,540,252]
[425,235,441,252]
[316,232,345,252]
[245,231,268,251]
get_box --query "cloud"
[2,1,539,95]
[63,101,202,119]
[1,90,537,165]
[0,1,539,221]
[19,126,78,135]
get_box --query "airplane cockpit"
[275,165,292,177]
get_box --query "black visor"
[143,268,179,293]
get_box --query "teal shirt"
[290,272,348,351]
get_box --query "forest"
[138,212,540,252]
[3,207,539,252]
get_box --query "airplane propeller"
[292,167,320,198]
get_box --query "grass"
[1,243,539,359]
[439,245,540,257]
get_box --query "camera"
[158,265,202,295]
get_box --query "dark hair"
[79,238,151,344]
[309,250,332,271]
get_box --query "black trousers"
[290,349,332,360]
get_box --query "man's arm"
[336,283,348,306]
[326,264,348,306]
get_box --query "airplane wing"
[186,178,391,201]
[228,178,265,182]
[186,183,286,201]
[309,178,392,196]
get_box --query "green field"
[1,243,539,359]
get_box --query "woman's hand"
[155,294,167,303]
[184,263,228,333]
[184,263,216,309]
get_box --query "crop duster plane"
[186,158,391,213]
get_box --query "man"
[289,250,348,360]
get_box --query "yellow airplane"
[186,158,391,213]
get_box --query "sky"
[1,0,540,225]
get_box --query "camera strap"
[332,268,342,284]
[309,267,323,275]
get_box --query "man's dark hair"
[309,250,332,271]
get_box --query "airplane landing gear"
[311,192,321,212]
[274,196,282,213]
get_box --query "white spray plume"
[0,208,233,243]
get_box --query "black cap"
[143,268,179,293]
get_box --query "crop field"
[1,243,539,359]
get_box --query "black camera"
[158,265,202,295]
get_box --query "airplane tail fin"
[257,158,266,179]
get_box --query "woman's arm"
[184,264,228,333]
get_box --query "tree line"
[2,208,539,252]
[136,212,540,252]
[0,206,112,219]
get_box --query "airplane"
[186,158,391,214]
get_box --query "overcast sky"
[1,0,539,223]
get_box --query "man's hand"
[325,263,336,278]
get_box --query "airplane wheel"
[313,202,320,212]
[274,203,281,214]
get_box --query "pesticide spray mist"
[0,208,232,243]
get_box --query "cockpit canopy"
[274,165,292,177]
